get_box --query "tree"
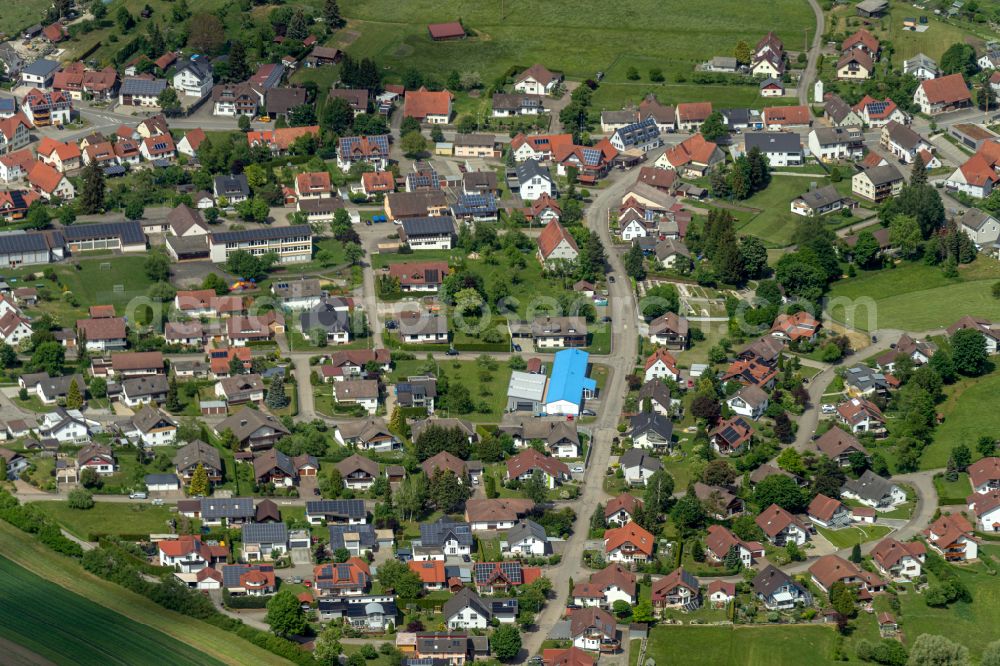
[670,495,706,532]
[116,6,135,30]
[166,375,182,412]
[428,468,470,512]
[79,162,106,214]
[740,236,769,279]
[700,111,727,142]
[376,559,423,598]
[734,40,753,65]
[979,80,997,113]
[690,395,721,424]
[881,185,945,239]
[522,470,549,504]
[939,42,979,78]
[400,131,427,158]
[313,624,344,665]
[225,250,273,281]
[0,342,15,369]
[324,0,346,28]
[703,459,736,487]
[79,467,102,489]
[576,231,607,282]
[623,243,646,280]
[25,202,50,230]
[414,425,471,461]
[67,487,94,510]
[31,341,65,376]
[850,542,862,564]
[852,230,881,269]
[981,641,1000,666]
[754,474,806,513]
[978,436,997,458]
[951,327,989,376]
[124,198,144,221]
[266,589,307,637]
[829,581,856,618]
[63,378,84,410]
[187,13,225,53]
[907,634,968,666]
[640,283,680,320]
[643,469,675,513]
[189,463,210,496]
[266,374,290,410]
[286,9,310,40]
[774,412,793,443]
[910,151,927,186]
[889,214,923,259]
[490,624,521,661]
[158,87,181,116]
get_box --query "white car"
[821,404,836,414]
[129,492,147,499]
[571,465,585,473]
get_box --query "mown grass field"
[0,554,224,666]
[825,260,1000,332]
[390,358,513,422]
[816,524,892,549]
[642,625,840,665]
[0,522,288,665]
[30,501,180,540]
[336,0,814,87]
[732,176,855,248]
[0,0,49,38]
[925,368,1000,470]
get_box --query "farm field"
[336,0,814,86]
[824,260,1000,331]
[0,521,288,665]
[641,625,840,666]
[0,555,223,666]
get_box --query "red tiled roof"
[0,114,32,141]
[664,133,718,168]
[676,102,712,123]
[362,171,395,192]
[771,310,820,341]
[807,493,844,522]
[296,171,332,194]
[408,559,447,584]
[43,22,66,42]
[755,503,802,538]
[537,219,578,259]
[763,105,811,126]
[183,128,206,151]
[870,537,925,569]
[76,317,126,340]
[28,161,65,194]
[958,155,1000,188]
[969,457,1000,489]
[644,348,678,373]
[604,493,642,519]
[920,74,971,105]
[843,28,879,53]
[809,554,860,590]
[604,522,655,556]
[427,22,466,39]
[37,137,80,162]
[404,87,453,119]
[506,448,569,480]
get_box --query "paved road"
[522,170,638,658]
[798,0,826,107]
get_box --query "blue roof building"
[544,349,596,416]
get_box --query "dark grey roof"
[844,365,888,392]
[613,117,661,147]
[419,516,473,548]
[200,497,254,520]
[22,59,59,77]
[306,499,366,519]
[0,231,52,255]
[744,132,802,153]
[222,564,274,588]
[619,448,663,472]
[638,379,672,407]
[121,77,167,96]
[144,473,178,485]
[796,185,847,209]
[505,519,548,544]
[515,158,550,183]
[628,412,674,440]
[416,634,468,655]
[752,564,805,598]
[861,164,903,186]
[210,224,311,244]
[328,523,377,550]
[298,197,345,214]
[842,470,898,502]
[443,587,491,621]
[300,299,350,334]
[63,221,145,245]
[176,58,213,80]
[173,439,222,472]
[400,216,455,237]
[720,107,751,128]
[243,521,288,545]
[214,174,250,197]
[122,375,169,397]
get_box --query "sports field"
[0,555,224,666]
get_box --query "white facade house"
[172,59,214,98]
[515,159,555,201]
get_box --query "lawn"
[815,524,892,549]
[590,83,796,114]
[8,255,157,326]
[732,176,854,249]
[336,0,814,90]
[30,501,180,541]
[824,260,1000,332]
[0,0,49,38]
[934,472,972,505]
[0,555,224,666]
[878,563,1000,661]
[644,625,841,665]
[925,368,1000,470]
[827,5,987,66]
[390,358,513,422]
[0,522,286,666]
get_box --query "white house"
[841,470,907,510]
[443,588,492,630]
[644,349,679,382]
[742,132,803,167]
[726,385,769,420]
[173,59,214,98]
[514,64,562,96]
[515,159,555,201]
[503,520,549,557]
[946,155,999,200]
[871,537,925,580]
[39,407,93,443]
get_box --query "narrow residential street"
[797,0,826,106]
[522,169,638,658]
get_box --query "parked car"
[446,347,459,356]
[821,404,836,414]
[581,409,596,416]
[571,465,585,473]
[129,491,147,500]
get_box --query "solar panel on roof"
[867,101,889,115]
